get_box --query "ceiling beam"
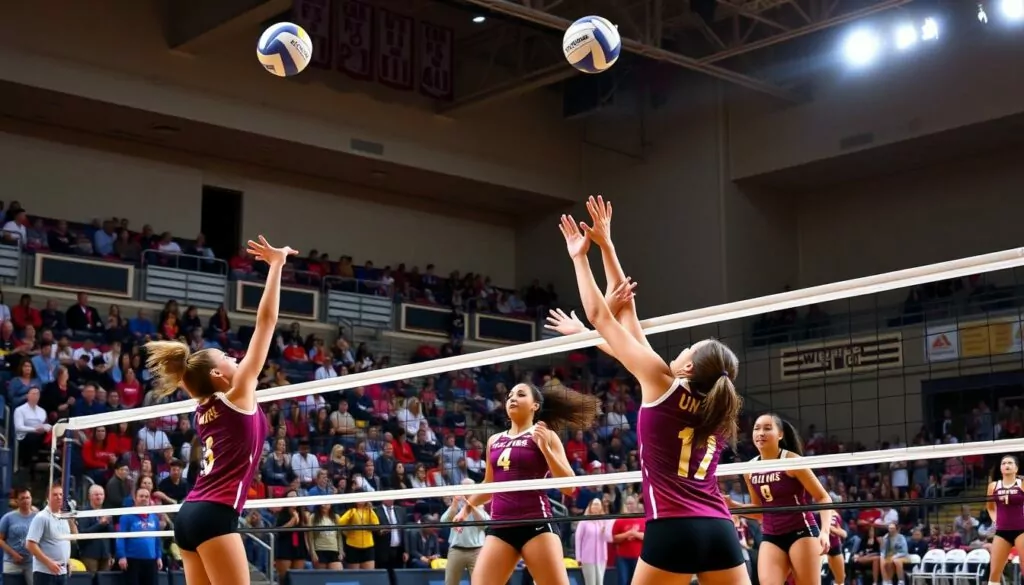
[700,0,912,64]
[460,0,801,102]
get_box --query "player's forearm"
[597,241,627,293]
[466,493,492,508]
[257,262,284,327]
[573,256,612,326]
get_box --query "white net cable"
[62,247,1024,431]
[62,436,1024,526]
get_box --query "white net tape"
[62,247,1024,431]
[56,247,1024,537]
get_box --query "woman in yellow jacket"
[338,500,380,569]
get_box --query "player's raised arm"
[228,236,297,408]
[580,195,650,349]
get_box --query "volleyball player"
[452,382,600,585]
[147,235,295,585]
[824,511,846,585]
[729,414,832,585]
[986,454,1024,585]
[559,204,750,585]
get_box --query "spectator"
[25,484,72,585]
[9,358,42,407]
[14,387,51,476]
[76,485,113,574]
[12,294,42,332]
[115,487,164,585]
[156,460,191,504]
[0,487,37,583]
[575,499,612,585]
[338,501,379,569]
[309,504,342,570]
[953,506,979,544]
[611,496,644,585]
[406,516,440,569]
[878,522,909,585]
[104,463,131,510]
[273,491,308,579]
[291,440,319,488]
[65,292,103,334]
[375,499,407,585]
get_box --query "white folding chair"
[941,549,969,585]
[954,548,990,585]
[912,549,947,585]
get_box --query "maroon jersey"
[637,379,730,521]
[748,451,817,536]
[488,428,552,521]
[187,392,269,514]
[995,478,1024,531]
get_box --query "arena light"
[921,17,940,40]
[843,28,882,66]
[472,15,486,23]
[1002,0,1024,20]
[978,3,989,23]
[894,23,919,49]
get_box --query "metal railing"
[141,249,228,275]
[322,275,393,297]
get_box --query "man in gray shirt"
[26,484,73,585]
[0,487,37,584]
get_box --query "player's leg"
[197,533,251,585]
[758,541,794,585]
[180,550,212,585]
[787,537,823,585]
[471,536,522,585]
[520,532,570,585]
[826,554,845,585]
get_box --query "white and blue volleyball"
[257,22,313,77]
[563,15,621,73]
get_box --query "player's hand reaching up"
[606,277,637,314]
[247,235,298,266]
[559,214,590,259]
[582,195,613,247]
[545,308,588,336]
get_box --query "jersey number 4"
[200,436,216,477]
[677,428,716,480]
[497,447,513,471]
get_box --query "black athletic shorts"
[344,545,374,564]
[827,545,842,557]
[487,522,554,552]
[174,501,240,552]
[315,550,341,564]
[640,518,745,574]
[762,525,821,552]
[996,529,1024,544]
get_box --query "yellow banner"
[957,319,1021,358]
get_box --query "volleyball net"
[47,246,1024,553]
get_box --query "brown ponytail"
[525,382,602,433]
[145,340,218,399]
[687,339,742,450]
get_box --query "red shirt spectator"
[392,437,416,464]
[612,517,645,560]
[11,297,41,331]
[116,371,143,409]
[82,427,118,475]
[283,342,307,362]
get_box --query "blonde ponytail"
[145,340,190,398]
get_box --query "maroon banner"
[419,21,454,101]
[336,0,374,80]
[293,0,332,69]
[376,8,414,91]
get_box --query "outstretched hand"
[606,277,637,314]
[545,308,588,336]
[559,214,591,259]
[247,235,298,266]
[581,195,613,247]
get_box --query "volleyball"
[257,22,313,77]
[563,15,621,73]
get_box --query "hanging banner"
[376,8,415,90]
[779,334,903,381]
[293,0,333,69]
[419,21,454,100]
[336,0,374,80]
